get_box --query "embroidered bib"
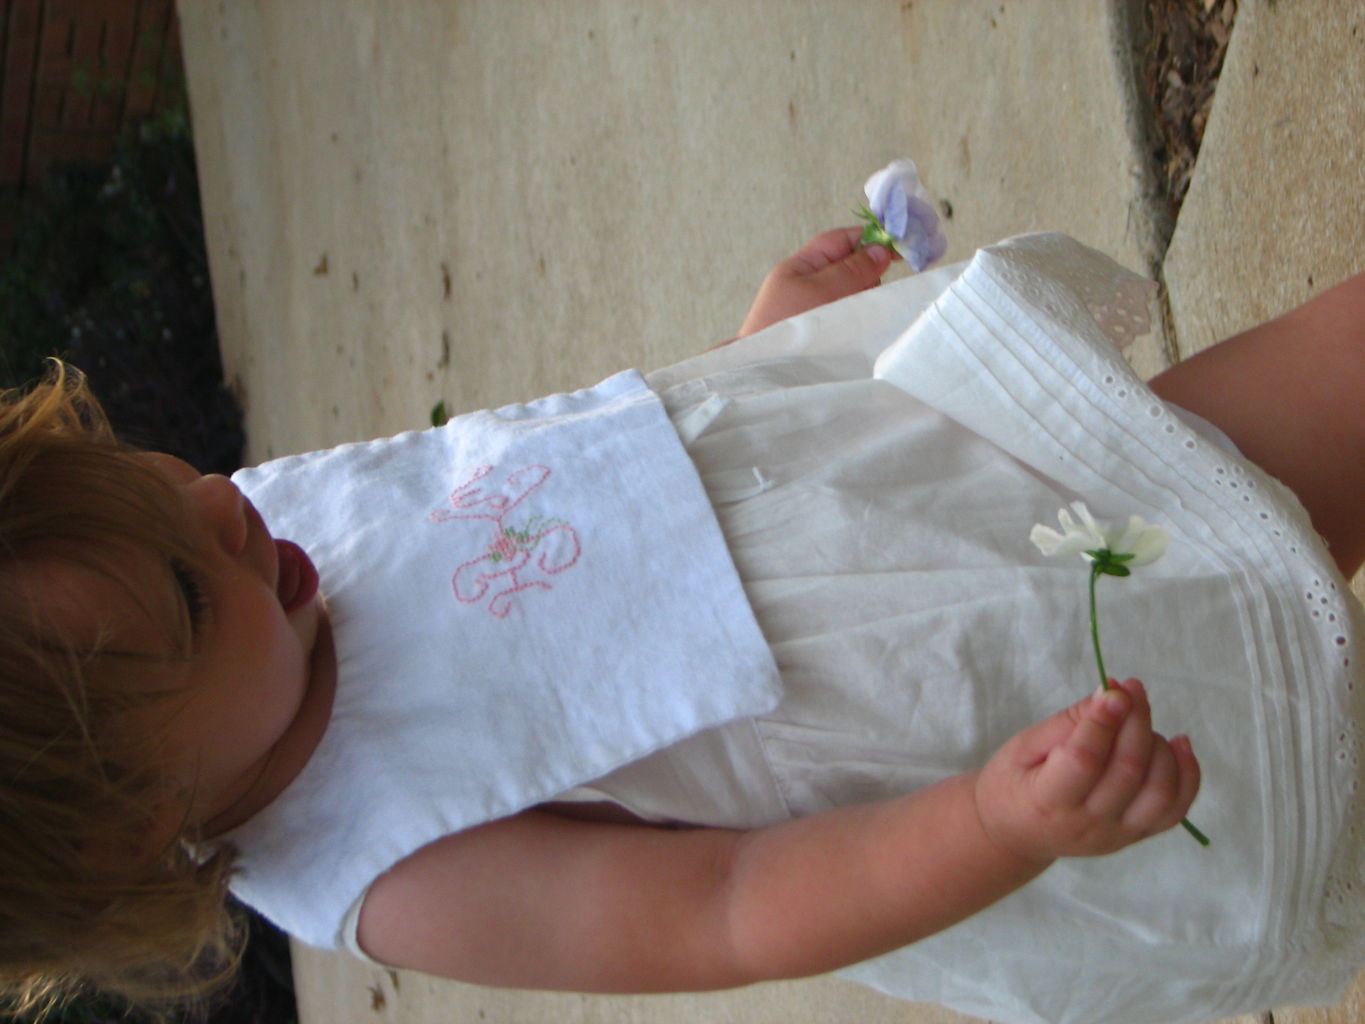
[226,370,782,947]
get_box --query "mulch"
[1142,0,1239,218]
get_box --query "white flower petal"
[1032,506,1100,559]
[1030,503,1169,567]
[1029,524,1067,556]
[1069,502,1109,547]
[1115,517,1170,566]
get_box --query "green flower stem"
[1088,563,1110,692]
[1180,814,1211,846]
[1087,558,1210,847]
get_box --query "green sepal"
[854,205,897,250]
[1085,548,1133,577]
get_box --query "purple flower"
[860,159,948,272]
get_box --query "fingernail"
[1092,688,1127,718]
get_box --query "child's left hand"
[737,227,894,338]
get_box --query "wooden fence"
[0,0,181,190]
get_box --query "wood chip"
[1141,0,1239,217]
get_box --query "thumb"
[811,243,891,297]
[1009,689,1123,769]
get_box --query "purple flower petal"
[863,159,948,271]
[881,185,909,238]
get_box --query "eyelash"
[171,560,210,631]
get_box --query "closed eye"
[171,559,210,633]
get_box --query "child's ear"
[82,794,192,874]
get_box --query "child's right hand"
[973,678,1200,863]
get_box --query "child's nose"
[188,474,249,556]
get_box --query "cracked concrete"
[1163,0,1365,359]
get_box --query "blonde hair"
[0,362,242,1018]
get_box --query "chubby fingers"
[1033,683,1134,807]
[1122,730,1201,835]
[1035,678,1202,838]
[1084,678,1154,817]
[1089,678,1201,833]
[789,228,893,289]
[788,226,872,273]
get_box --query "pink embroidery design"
[429,464,581,618]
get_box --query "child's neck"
[203,611,338,836]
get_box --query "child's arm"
[736,227,894,338]
[355,678,1197,991]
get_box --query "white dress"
[551,234,1365,1023]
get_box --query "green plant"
[0,102,242,475]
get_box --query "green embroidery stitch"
[487,516,568,563]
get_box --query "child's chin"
[288,591,327,653]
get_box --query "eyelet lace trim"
[985,233,1365,996]
[980,232,1156,352]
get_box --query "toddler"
[2,228,1363,1024]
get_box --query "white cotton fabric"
[225,370,782,948]
[550,234,1364,1023]
[239,233,1363,1024]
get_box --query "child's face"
[42,454,331,834]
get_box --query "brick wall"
[0,0,181,189]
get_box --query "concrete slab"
[182,0,1171,468]
[1163,0,1365,357]
[900,0,1172,378]
[183,0,920,464]
[900,1,1159,262]
[1276,983,1365,1024]
[293,951,980,1024]
[176,0,1359,1021]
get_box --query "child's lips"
[274,539,319,613]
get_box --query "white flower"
[1029,501,1168,567]
[1030,500,1204,845]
